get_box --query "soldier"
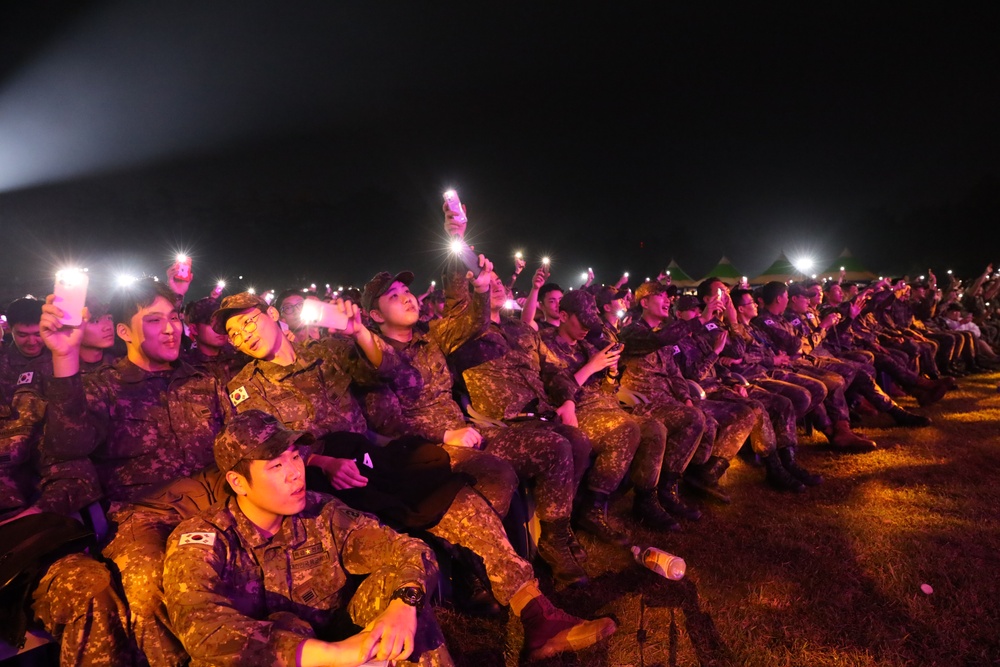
[78,299,117,373]
[182,296,247,385]
[360,264,590,587]
[1,298,54,398]
[2,304,130,666]
[540,289,677,537]
[751,281,877,452]
[40,278,232,666]
[620,286,755,504]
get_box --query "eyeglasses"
[280,301,304,315]
[229,312,262,347]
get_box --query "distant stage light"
[793,257,815,273]
[116,274,137,288]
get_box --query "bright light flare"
[56,267,86,287]
[247,287,256,294]
[450,239,464,254]
[216,280,226,288]
[504,299,516,309]
[515,251,523,259]
[116,274,138,288]
[793,257,815,273]
[580,272,588,280]
[624,272,629,278]
[542,257,550,265]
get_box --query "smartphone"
[174,254,192,280]
[443,189,467,225]
[54,269,89,327]
[450,238,481,273]
[299,300,349,331]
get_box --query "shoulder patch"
[764,319,774,326]
[178,532,217,547]
[17,371,33,386]
[359,452,374,469]
[790,318,801,326]
[705,322,719,331]
[672,345,681,355]
[229,386,249,406]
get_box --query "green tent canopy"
[702,256,743,284]
[819,248,878,283]
[750,252,801,285]
[663,258,698,288]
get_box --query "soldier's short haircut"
[274,289,302,313]
[5,297,43,327]
[228,459,254,492]
[109,278,178,327]
[538,283,563,301]
[730,288,753,305]
[759,281,788,306]
[696,277,727,300]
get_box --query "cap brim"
[246,429,315,464]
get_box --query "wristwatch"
[390,585,425,610]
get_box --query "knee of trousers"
[32,553,120,627]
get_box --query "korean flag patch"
[229,386,250,407]
[672,345,681,356]
[358,452,374,469]
[705,322,719,331]
[17,372,33,386]
[764,319,775,326]
[790,318,801,326]
[179,532,217,547]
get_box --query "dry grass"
[438,371,1000,666]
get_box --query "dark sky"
[2,2,999,302]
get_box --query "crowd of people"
[2,202,999,667]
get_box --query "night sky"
[2,2,999,303]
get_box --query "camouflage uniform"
[445,306,591,519]
[538,328,650,493]
[163,493,452,666]
[363,281,518,517]
[1,369,130,665]
[181,345,248,387]
[42,358,231,667]
[225,335,397,437]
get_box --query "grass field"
[438,370,1000,666]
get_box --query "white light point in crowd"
[793,257,815,273]
[431,281,436,287]
[624,272,629,278]
[302,288,309,293]
[580,272,588,281]
[239,275,243,280]
[542,256,550,265]
[616,309,626,318]
[310,283,316,289]
[504,300,515,309]
[947,270,953,274]
[919,276,925,280]
[450,239,464,254]
[216,280,226,288]
[247,287,256,295]
[515,251,523,259]
[116,274,137,288]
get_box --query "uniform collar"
[115,357,204,384]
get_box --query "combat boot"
[888,405,931,427]
[537,520,589,588]
[453,548,503,616]
[632,489,681,532]
[658,472,702,521]
[575,490,630,545]
[761,451,806,493]
[778,446,823,486]
[511,582,617,660]
[824,420,877,452]
[912,378,949,406]
[683,457,731,504]
[565,525,587,563]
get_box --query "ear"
[226,470,249,496]
[116,322,133,345]
[266,306,281,322]
[558,311,570,325]
[368,308,385,324]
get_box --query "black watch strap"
[390,585,425,610]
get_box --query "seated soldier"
[1,298,54,392]
[360,265,590,587]
[183,296,247,385]
[78,298,118,373]
[539,289,678,535]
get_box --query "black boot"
[684,457,731,504]
[658,473,702,521]
[632,489,680,532]
[537,520,589,588]
[888,405,931,427]
[762,451,806,493]
[575,490,630,545]
[778,446,823,486]
[453,549,503,616]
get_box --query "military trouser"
[747,386,799,448]
[481,421,590,522]
[103,511,186,667]
[711,390,778,456]
[793,361,851,423]
[755,374,818,418]
[692,399,756,465]
[823,357,899,413]
[428,487,535,607]
[871,350,923,390]
[575,407,641,495]
[31,552,132,667]
[924,330,958,368]
[633,400,705,474]
[441,446,518,519]
[629,416,667,491]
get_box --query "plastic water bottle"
[631,545,686,580]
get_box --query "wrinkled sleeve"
[322,335,399,388]
[331,502,438,627]
[537,337,582,406]
[164,521,305,667]
[430,288,490,355]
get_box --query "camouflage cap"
[559,289,602,330]
[214,410,316,473]
[210,292,269,334]
[634,281,669,302]
[595,285,629,310]
[787,283,811,298]
[675,294,702,311]
[361,271,414,312]
[184,296,221,325]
